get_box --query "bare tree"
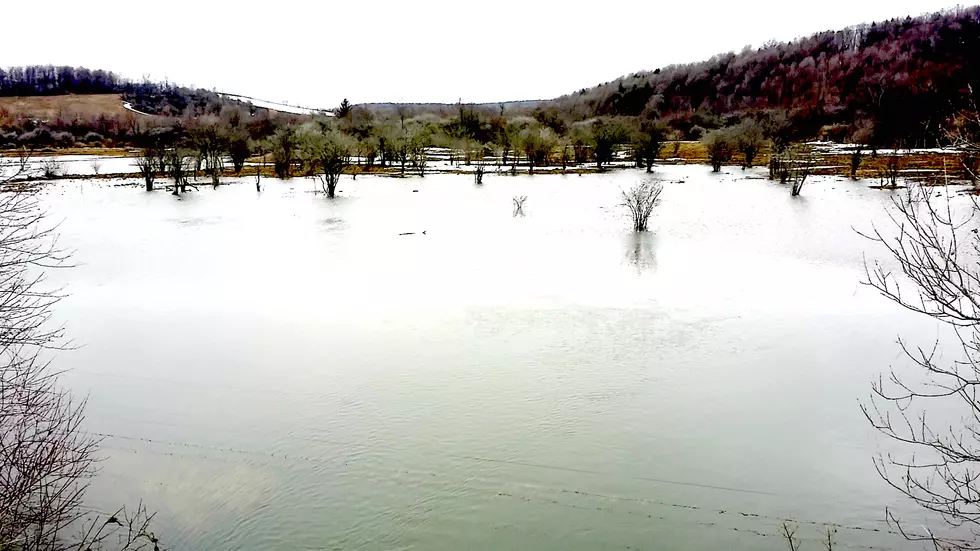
[0,156,95,551]
[850,146,864,180]
[164,149,194,196]
[134,150,156,192]
[879,155,903,187]
[861,165,980,550]
[947,84,980,183]
[89,161,102,178]
[621,181,663,231]
[40,160,60,180]
[512,195,526,216]
[781,144,814,196]
[189,125,226,188]
[252,141,265,192]
[0,154,165,551]
[70,504,161,551]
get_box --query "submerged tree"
[512,195,527,216]
[520,126,556,175]
[227,131,251,174]
[878,155,903,187]
[300,124,353,198]
[850,146,864,180]
[633,119,667,173]
[591,119,627,172]
[269,126,297,179]
[621,181,663,231]
[189,124,226,188]
[733,119,764,168]
[134,149,157,192]
[164,149,193,196]
[780,144,814,196]
[703,129,734,172]
[473,163,486,185]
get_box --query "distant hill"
[0,66,307,119]
[548,6,980,146]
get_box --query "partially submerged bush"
[633,119,667,172]
[732,119,764,168]
[781,144,815,196]
[702,130,734,172]
[40,159,60,179]
[621,181,663,231]
[879,155,903,187]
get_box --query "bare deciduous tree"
[89,161,102,178]
[879,155,903,187]
[189,125,226,188]
[0,156,94,551]
[252,141,265,192]
[850,146,864,180]
[781,144,814,196]
[512,195,526,216]
[947,85,980,184]
[621,181,663,231]
[861,166,980,550]
[1,154,164,551]
[134,150,156,192]
[164,149,194,196]
[40,160,60,180]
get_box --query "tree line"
[553,5,980,149]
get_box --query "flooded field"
[36,165,964,550]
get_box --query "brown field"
[0,94,132,121]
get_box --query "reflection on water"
[625,231,657,273]
[36,166,967,551]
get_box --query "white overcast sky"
[3,0,965,108]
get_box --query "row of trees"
[124,104,677,195]
[4,3,980,153]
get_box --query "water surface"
[39,166,956,550]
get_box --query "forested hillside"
[551,6,980,147]
[0,66,234,117]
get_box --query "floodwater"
[36,166,963,550]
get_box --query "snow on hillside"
[218,93,331,116]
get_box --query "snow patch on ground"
[122,102,154,117]
[219,94,331,116]
[806,141,959,156]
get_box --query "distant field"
[0,94,132,120]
